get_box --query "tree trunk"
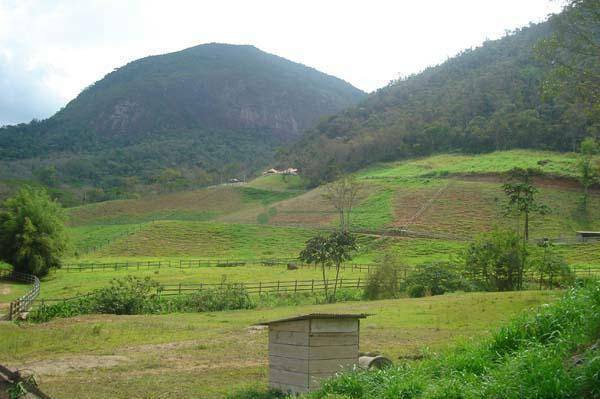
[321,262,329,301]
[332,261,341,301]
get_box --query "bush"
[363,253,405,300]
[464,228,525,291]
[181,283,255,312]
[29,277,255,322]
[403,262,470,296]
[407,284,426,298]
[93,276,161,314]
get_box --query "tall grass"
[307,281,600,399]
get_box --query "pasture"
[0,290,558,398]
[1,150,599,397]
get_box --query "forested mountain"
[0,43,364,196]
[285,5,599,185]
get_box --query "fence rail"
[60,258,377,273]
[0,270,40,320]
[20,266,600,312]
[160,277,369,296]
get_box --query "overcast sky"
[0,0,565,126]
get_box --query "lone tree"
[502,168,548,241]
[298,231,358,302]
[578,137,599,209]
[0,186,68,276]
[327,231,358,298]
[322,175,362,232]
[299,235,333,300]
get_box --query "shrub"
[93,276,161,314]
[182,283,255,312]
[464,228,525,291]
[407,284,426,298]
[29,277,255,322]
[363,253,405,300]
[403,262,470,296]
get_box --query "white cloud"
[0,0,565,126]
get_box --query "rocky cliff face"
[49,43,365,142]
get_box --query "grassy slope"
[37,264,368,300]
[356,150,582,180]
[307,283,599,399]
[0,290,557,398]
[57,149,600,282]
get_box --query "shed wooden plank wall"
[269,320,310,393]
[268,318,360,393]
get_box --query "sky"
[0,0,565,126]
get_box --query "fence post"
[294,280,298,293]
[357,277,360,288]
[277,281,280,293]
[259,281,262,295]
[311,279,314,293]
[178,283,181,295]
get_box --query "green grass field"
[356,150,583,180]
[0,290,558,398]
[36,264,368,300]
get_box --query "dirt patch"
[0,285,11,296]
[10,355,130,376]
[450,173,590,191]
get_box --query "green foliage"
[464,228,526,291]
[502,168,548,240]
[28,276,256,322]
[177,282,254,312]
[531,240,574,288]
[363,253,404,300]
[536,0,600,112]
[299,231,358,301]
[0,186,68,276]
[407,284,426,298]
[403,262,471,296]
[310,282,600,399]
[577,137,600,208]
[92,276,161,314]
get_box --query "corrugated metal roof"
[257,313,370,325]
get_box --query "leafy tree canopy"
[0,186,69,276]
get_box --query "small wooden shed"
[258,313,368,394]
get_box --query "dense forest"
[0,43,364,198]
[284,1,600,184]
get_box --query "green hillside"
[63,150,600,270]
[0,43,365,193]
[284,9,598,184]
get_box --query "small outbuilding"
[576,231,600,242]
[258,313,369,394]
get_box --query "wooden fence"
[61,258,376,273]
[159,277,370,296]
[0,269,40,320]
